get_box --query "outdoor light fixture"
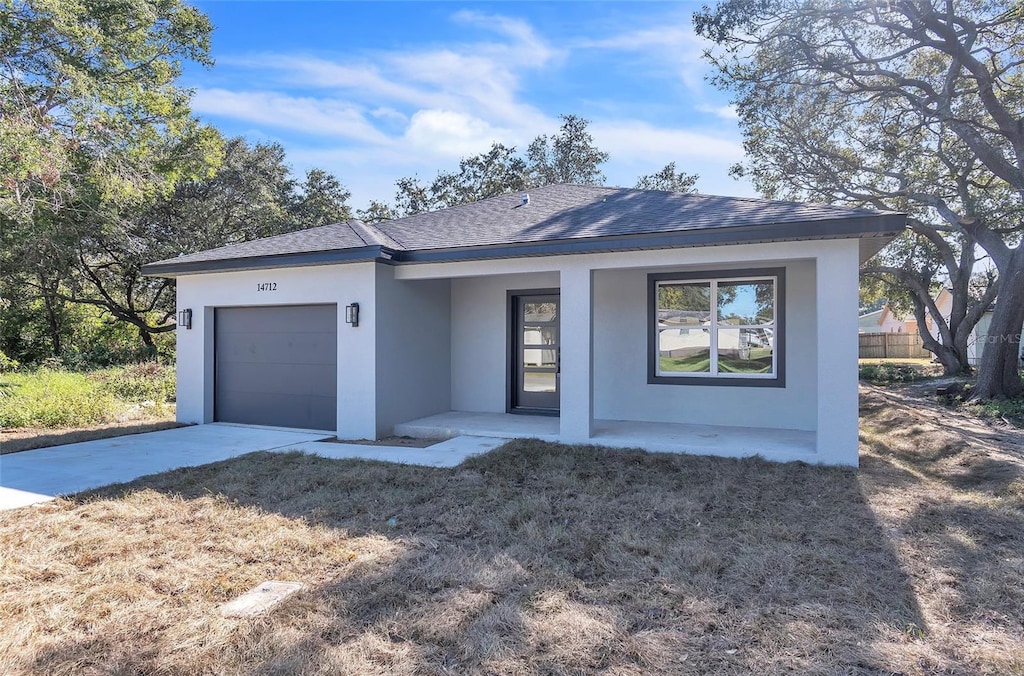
[177,308,192,330]
[345,303,359,327]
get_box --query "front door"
[512,293,560,411]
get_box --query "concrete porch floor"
[394,412,817,462]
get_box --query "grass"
[659,350,773,374]
[0,420,187,455]
[858,358,945,384]
[0,386,1021,674]
[962,396,1024,428]
[0,363,175,431]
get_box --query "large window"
[648,268,785,387]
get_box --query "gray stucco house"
[143,184,904,466]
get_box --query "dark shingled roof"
[143,184,905,276]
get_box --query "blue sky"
[185,1,755,209]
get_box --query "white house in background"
[858,305,918,334]
[143,185,904,467]
[929,288,1024,366]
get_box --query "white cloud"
[188,9,758,206]
[575,23,711,93]
[696,104,739,121]
[192,89,392,145]
[403,109,510,159]
[590,120,745,163]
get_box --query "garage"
[214,305,337,431]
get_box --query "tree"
[0,0,220,222]
[695,0,1024,397]
[356,200,399,224]
[391,116,611,216]
[393,143,528,215]
[1,0,222,359]
[14,139,353,352]
[78,139,352,347]
[527,114,609,186]
[635,162,699,193]
[293,169,353,228]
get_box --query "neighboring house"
[143,185,904,466]
[929,288,1024,366]
[858,305,918,334]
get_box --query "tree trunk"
[139,324,156,349]
[906,289,969,376]
[974,254,1024,399]
[38,274,62,357]
[931,342,966,376]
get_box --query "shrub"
[0,349,18,373]
[100,362,176,404]
[859,362,936,385]
[0,369,119,428]
[0,363,176,429]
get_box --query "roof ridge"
[347,218,407,250]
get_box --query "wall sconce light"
[177,308,192,330]
[345,303,359,327]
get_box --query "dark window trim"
[507,288,561,414]
[647,267,786,388]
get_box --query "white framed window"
[648,268,785,387]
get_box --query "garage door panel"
[217,305,338,334]
[215,305,337,430]
[215,331,336,366]
[215,391,336,430]
[215,362,336,397]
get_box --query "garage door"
[215,305,337,430]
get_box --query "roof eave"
[141,245,388,277]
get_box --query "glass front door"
[512,293,560,411]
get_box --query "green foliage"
[635,162,699,193]
[963,395,1024,427]
[0,363,175,428]
[859,363,935,385]
[99,362,175,405]
[356,200,399,224]
[0,349,19,372]
[0,0,218,222]
[0,369,117,427]
[393,116,609,215]
[527,114,609,187]
[1,136,349,364]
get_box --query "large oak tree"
[696,0,1024,397]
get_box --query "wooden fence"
[858,332,931,359]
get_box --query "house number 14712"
[257,282,277,291]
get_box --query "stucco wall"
[174,262,378,438]
[591,260,817,431]
[374,266,452,435]
[450,271,560,412]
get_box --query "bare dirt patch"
[0,388,1021,674]
[1,418,186,455]
[323,435,438,449]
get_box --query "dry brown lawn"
[1,419,185,455]
[1,385,1022,675]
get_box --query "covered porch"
[379,237,860,466]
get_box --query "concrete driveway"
[0,424,332,511]
[0,424,508,512]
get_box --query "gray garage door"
[215,305,337,431]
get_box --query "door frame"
[506,288,561,415]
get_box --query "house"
[142,185,904,467]
[858,305,917,334]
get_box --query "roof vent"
[521,193,530,206]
